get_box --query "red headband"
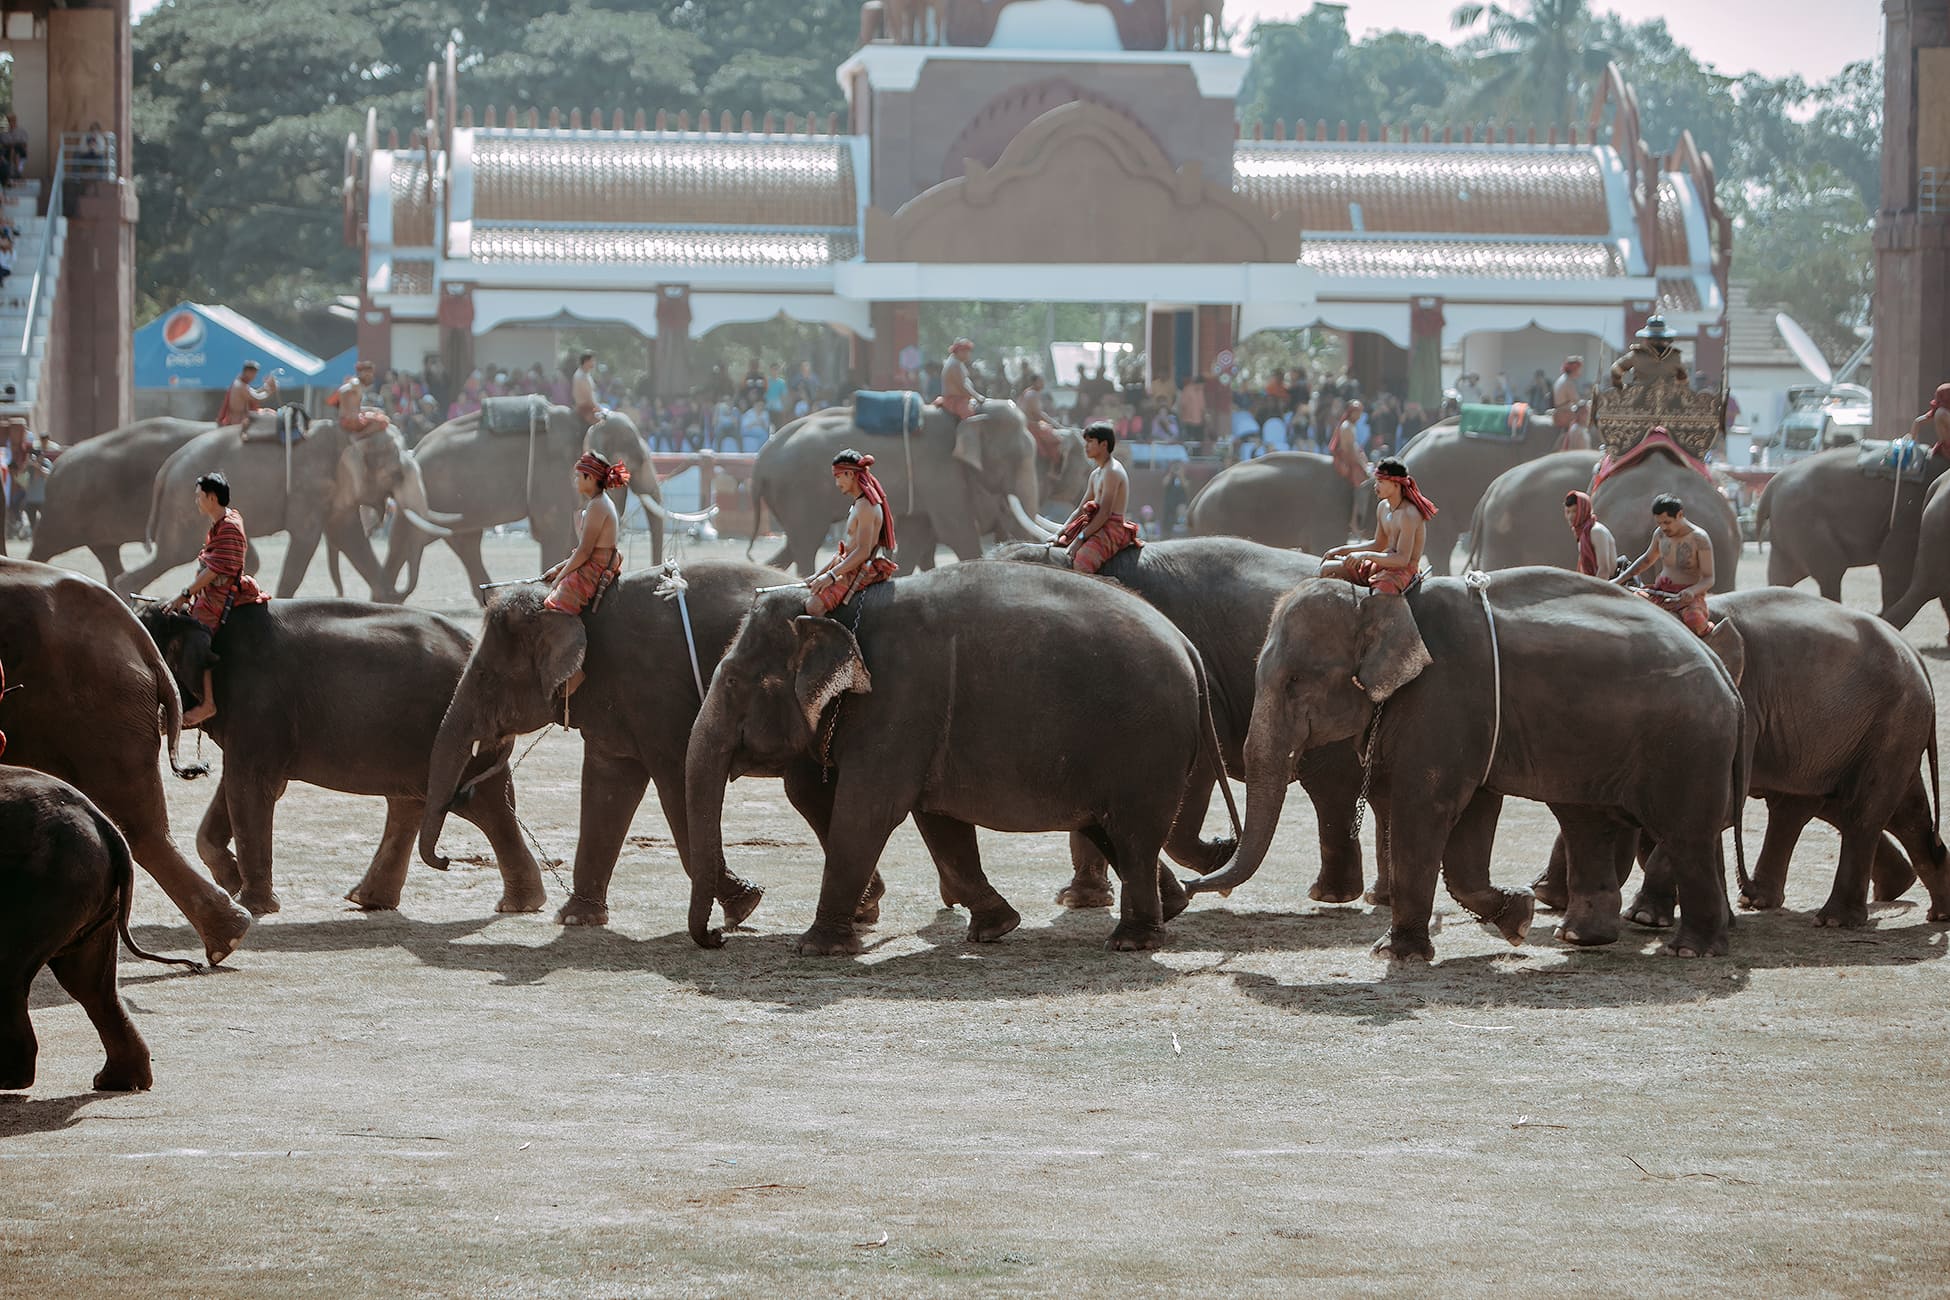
[1375,471,1439,520]
[575,451,630,489]
[835,455,897,552]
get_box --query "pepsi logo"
[163,311,205,352]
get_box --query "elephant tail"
[99,804,204,971]
[143,631,207,781]
[1190,645,1242,858]
[1752,478,1774,547]
[1463,492,1490,572]
[141,452,170,548]
[1730,693,1752,900]
[746,466,766,562]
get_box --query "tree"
[1734,168,1873,361]
[1237,6,1461,132]
[1448,0,1612,128]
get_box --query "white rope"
[1465,569,1502,786]
[524,398,539,521]
[1889,437,1913,532]
[676,584,706,701]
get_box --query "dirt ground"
[4,529,1948,1297]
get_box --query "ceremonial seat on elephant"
[481,395,548,436]
[1855,438,1936,484]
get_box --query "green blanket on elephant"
[1855,438,1936,484]
[1457,403,1522,440]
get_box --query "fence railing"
[58,130,117,182]
[13,133,66,363]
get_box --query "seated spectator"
[742,359,767,406]
[79,123,106,165]
[790,360,820,406]
[1,233,18,288]
[765,363,787,421]
[0,115,26,189]
[712,396,739,450]
[1259,408,1289,453]
[1150,406,1180,443]
[1230,397,1259,446]
[739,398,770,450]
[1264,369,1288,405]
[1526,369,1552,409]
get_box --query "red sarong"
[807,547,896,615]
[188,508,268,633]
[932,393,978,421]
[1641,576,1710,635]
[544,547,620,615]
[1346,556,1420,595]
[1058,501,1142,575]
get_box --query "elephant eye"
[759,673,786,690]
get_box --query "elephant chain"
[505,727,572,894]
[1350,701,1385,840]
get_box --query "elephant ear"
[536,613,589,700]
[1705,614,1745,689]
[1353,592,1432,704]
[790,616,871,735]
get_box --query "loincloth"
[1641,576,1709,635]
[544,548,621,615]
[808,553,896,615]
[1346,556,1421,595]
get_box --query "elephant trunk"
[683,688,736,949]
[1185,695,1302,896]
[421,694,484,871]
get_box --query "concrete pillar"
[1873,0,1950,439]
[867,301,918,389]
[49,183,136,437]
[1408,297,1444,411]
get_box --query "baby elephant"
[1,767,202,1092]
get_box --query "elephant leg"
[195,778,242,895]
[556,749,653,927]
[1551,805,1628,947]
[780,762,886,924]
[1870,833,1918,904]
[0,967,36,1090]
[1439,789,1533,946]
[1532,834,1569,912]
[114,545,183,598]
[115,793,251,967]
[1626,833,1680,929]
[902,515,940,573]
[1080,821,1169,952]
[88,543,123,586]
[1424,516,1458,577]
[1815,825,1881,929]
[49,924,151,1093]
[345,796,420,911]
[1369,789,1456,962]
[795,774,905,956]
[1057,832,1114,909]
[1298,743,1366,904]
[224,774,285,916]
[1163,773,1236,878]
[275,528,322,598]
[932,509,982,563]
[912,811,1019,942]
[453,771,547,914]
[439,531,493,604]
[1882,772,1949,919]
[1740,795,1817,911]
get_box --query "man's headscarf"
[575,450,630,489]
[833,449,896,552]
[1566,490,1598,576]
[1375,469,1438,519]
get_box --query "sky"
[129,0,1885,82]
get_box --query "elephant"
[1184,451,1360,554]
[0,767,204,1092]
[26,418,221,585]
[1466,448,1741,591]
[683,564,1240,954]
[1878,470,1950,633]
[380,405,703,605]
[422,559,851,930]
[748,400,1044,575]
[1757,439,1950,611]
[136,599,545,918]
[916,425,1093,571]
[1395,411,1566,574]
[0,558,252,965]
[1535,587,1949,928]
[114,421,455,603]
[1186,569,1745,962]
[993,537,1389,905]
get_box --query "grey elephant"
[27,418,221,584]
[0,557,251,965]
[114,421,455,602]
[1878,470,1950,633]
[1466,449,1740,591]
[1537,587,1948,928]
[381,404,704,604]
[1757,437,1948,609]
[137,599,545,918]
[748,400,1043,575]
[1186,569,1745,961]
[1,768,204,1092]
[994,536,1396,910]
[931,427,1094,571]
[1396,411,1565,574]
[1185,451,1360,553]
[683,564,1239,954]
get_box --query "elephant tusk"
[424,508,467,526]
[638,494,719,524]
[471,740,481,757]
[1006,494,1059,542]
[400,507,455,538]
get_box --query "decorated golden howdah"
[1591,380,1727,460]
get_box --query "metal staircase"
[0,133,112,421]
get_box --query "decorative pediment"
[865,101,1301,264]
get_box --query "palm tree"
[1449,0,1613,128]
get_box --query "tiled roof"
[390,153,440,247]
[392,258,434,296]
[1653,176,1690,268]
[1724,282,1805,369]
[1657,276,1701,314]
[1233,145,1611,237]
[1301,237,1626,280]
[469,226,859,268]
[470,134,858,228]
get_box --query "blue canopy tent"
[134,303,330,392]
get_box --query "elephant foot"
[1160,877,1190,924]
[1309,876,1365,905]
[1557,893,1622,947]
[1106,919,1167,952]
[1055,877,1115,910]
[1664,919,1730,958]
[1814,900,1870,929]
[1369,928,1434,964]
[853,874,886,927]
[1737,885,1785,912]
[343,883,402,912]
[719,877,765,930]
[1623,887,1675,930]
[967,902,1022,944]
[1529,873,1569,913]
[793,920,862,957]
[195,900,252,967]
[494,881,547,914]
[1363,886,1391,907]
[1176,836,1237,877]
[206,855,244,895]
[556,895,610,927]
[92,1057,154,1093]
[233,888,281,919]
[1928,901,1950,924]
[1459,888,1534,946]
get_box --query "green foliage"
[1237,9,1455,132]
[1448,0,1612,128]
[1733,169,1873,361]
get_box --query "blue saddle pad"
[854,390,925,436]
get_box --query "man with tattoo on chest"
[1615,493,1715,636]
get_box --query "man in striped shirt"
[164,472,268,727]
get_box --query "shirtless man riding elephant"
[1322,457,1436,595]
[1617,493,1717,637]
